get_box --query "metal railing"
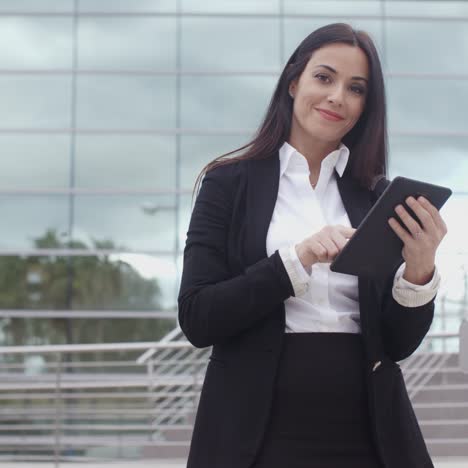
[0,321,466,464]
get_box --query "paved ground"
[0,458,467,467]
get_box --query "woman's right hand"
[295,225,357,269]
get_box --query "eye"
[351,85,366,95]
[315,73,330,83]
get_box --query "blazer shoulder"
[203,159,245,194]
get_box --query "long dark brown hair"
[192,22,388,202]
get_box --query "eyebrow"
[315,64,368,83]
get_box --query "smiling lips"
[316,108,345,121]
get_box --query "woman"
[178,23,447,468]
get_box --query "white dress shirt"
[266,141,441,334]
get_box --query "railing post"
[54,352,62,468]
[147,358,155,441]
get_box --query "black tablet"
[329,176,452,279]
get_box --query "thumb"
[337,225,357,238]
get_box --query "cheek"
[348,100,366,125]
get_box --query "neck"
[288,125,341,173]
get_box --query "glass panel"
[78,17,176,70]
[76,75,176,129]
[284,18,384,64]
[386,1,468,17]
[284,1,381,15]
[0,253,177,312]
[388,136,468,193]
[180,134,249,190]
[181,0,279,14]
[181,17,279,71]
[386,20,468,74]
[0,17,72,68]
[0,135,70,189]
[73,194,176,252]
[435,194,468,308]
[78,0,176,13]
[0,316,175,346]
[387,78,468,133]
[108,253,178,310]
[0,76,71,128]
[181,75,276,130]
[75,135,176,190]
[0,0,73,12]
[0,196,69,250]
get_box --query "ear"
[288,80,297,98]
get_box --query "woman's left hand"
[388,196,448,285]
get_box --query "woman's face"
[289,43,369,144]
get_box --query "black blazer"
[178,152,435,468]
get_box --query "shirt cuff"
[392,263,441,307]
[278,245,311,297]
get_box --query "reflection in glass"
[387,78,468,133]
[73,194,176,252]
[0,316,175,347]
[284,1,381,15]
[389,136,468,193]
[0,76,71,128]
[0,17,72,68]
[181,17,279,71]
[78,0,175,13]
[386,1,468,17]
[0,0,72,12]
[78,17,176,70]
[181,75,276,130]
[0,252,177,312]
[182,0,279,14]
[386,21,468,74]
[0,196,69,250]
[180,134,248,190]
[0,135,70,189]
[75,135,176,190]
[284,18,384,62]
[76,75,176,129]
[111,252,178,310]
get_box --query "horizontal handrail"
[0,332,458,356]
[0,340,191,355]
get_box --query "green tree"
[0,229,174,350]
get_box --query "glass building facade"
[0,0,466,348]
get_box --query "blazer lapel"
[335,167,372,228]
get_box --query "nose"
[327,84,345,106]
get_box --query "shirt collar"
[278,140,350,179]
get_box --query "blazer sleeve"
[177,164,294,348]
[372,177,435,361]
[380,272,435,362]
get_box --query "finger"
[317,235,340,259]
[336,225,357,238]
[388,217,412,243]
[405,197,437,234]
[395,203,424,236]
[312,239,329,262]
[417,196,448,234]
[330,229,348,251]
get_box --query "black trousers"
[250,332,384,468]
